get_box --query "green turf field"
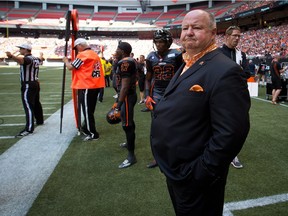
[0,66,287,216]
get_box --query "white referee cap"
[16,44,32,51]
[73,38,87,48]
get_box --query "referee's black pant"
[21,81,43,132]
[78,88,101,138]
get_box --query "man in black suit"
[150,10,250,216]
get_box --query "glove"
[112,102,118,109]
[145,96,156,111]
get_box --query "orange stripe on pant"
[125,97,129,127]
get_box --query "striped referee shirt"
[20,54,42,82]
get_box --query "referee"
[63,38,105,141]
[6,44,44,137]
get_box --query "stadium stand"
[78,13,92,21]
[0,1,13,9]
[0,11,9,23]
[114,12,141,22]
[157,9,184,21]
[75,6,94,21]
[167,4,208,26]
[168,11,187,26]
[205,1,244,18]
[92,10,117,21]
[153,21,168,27]
[1,22,287,62]
[136,11,162,24]
[36,10,66,19]
[0,0,287,62]
[6,8,39,20]
[2,0,275,29]
[153,8,185,26]
[230,0,276,15]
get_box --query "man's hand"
[5,51,12,58]
[145,96,156,111]
[62,57,69,64]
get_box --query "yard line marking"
[223,193,288,215]
[252,97,288,108]
[0,92,71,95]
[39,102,59,105]
[0,101,76,216]
[43,107,56,110]
[0,73,19,75]
[0,136,15,139]
[0,114,53,117]
[278,102,288,108]
[41,82,62,85]
[42,98,60,100]
[41,67,63,71]
[0,123,25,126]
[0,93,19,95]
[223,206,234,216]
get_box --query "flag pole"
[60,10,71,133]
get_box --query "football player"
[144,29,183,168]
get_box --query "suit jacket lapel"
[164,49,219,96]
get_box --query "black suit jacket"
[219,44,251,79]
[151,49,250,184]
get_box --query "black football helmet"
[106,108,121,124]
[153,29,173,48]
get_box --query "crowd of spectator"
[216,23,288,58]
[229,0,277,16]
[0,23,287,61]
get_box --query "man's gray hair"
[207,11,216,29]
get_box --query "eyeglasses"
[230,34,241,38]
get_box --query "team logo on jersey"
[168,53,176,58]
[121,62,130,72]
[92,62,101,77]
[92,70,100,77]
